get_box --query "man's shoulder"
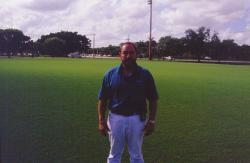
[104,65,120,77]
[137,66,151,76]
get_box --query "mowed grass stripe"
[0,58,250,163]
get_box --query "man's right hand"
[98,122,110,136]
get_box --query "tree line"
[1,27,250,61]
[0,29,91,58]
[96,27,250,62]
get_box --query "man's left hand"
[143,121,155,136]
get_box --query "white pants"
[107,112,146,163]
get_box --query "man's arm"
[144,99,158,136]
[148,99,157,121]
[98,99,110,136]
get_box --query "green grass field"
[1,57,250,163]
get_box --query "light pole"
[86,33,96,57]
[147,0,152,60]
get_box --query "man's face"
[120,44,137,69]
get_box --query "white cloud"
[0,0,250,46]
[23,0,76,12]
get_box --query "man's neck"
[121,64,136,76]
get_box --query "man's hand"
[98,122,110,136]
[98,100,109,136]
[143,121,155,136]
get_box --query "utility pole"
[147,0,153,60]
[86,33,96,57]
[126,34,130,42]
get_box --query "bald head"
[119,42,137,70]
[120,42,137,52]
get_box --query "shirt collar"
[118,63,140,76]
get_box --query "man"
[98,42,158,163]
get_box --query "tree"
[93,45,119,56]
[158,36,185,58]
[106,45,119,56]
[185,27,210,62]
[209,32,221,62]
[220,39,238,60]
[135,41,147,58]
[37,31,91,56]
[239,45,250,60]
[43,37,66,57]
[0,29,5,55]
[23,40,40,57]
[146,39,157,59]
[0,29,30,58]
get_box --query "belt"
[110,110,140,116]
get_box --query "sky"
[0,0,250,47]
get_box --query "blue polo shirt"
[98,64,158,115]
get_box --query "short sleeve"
[98,73,111,100]
[146,71,159,100]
